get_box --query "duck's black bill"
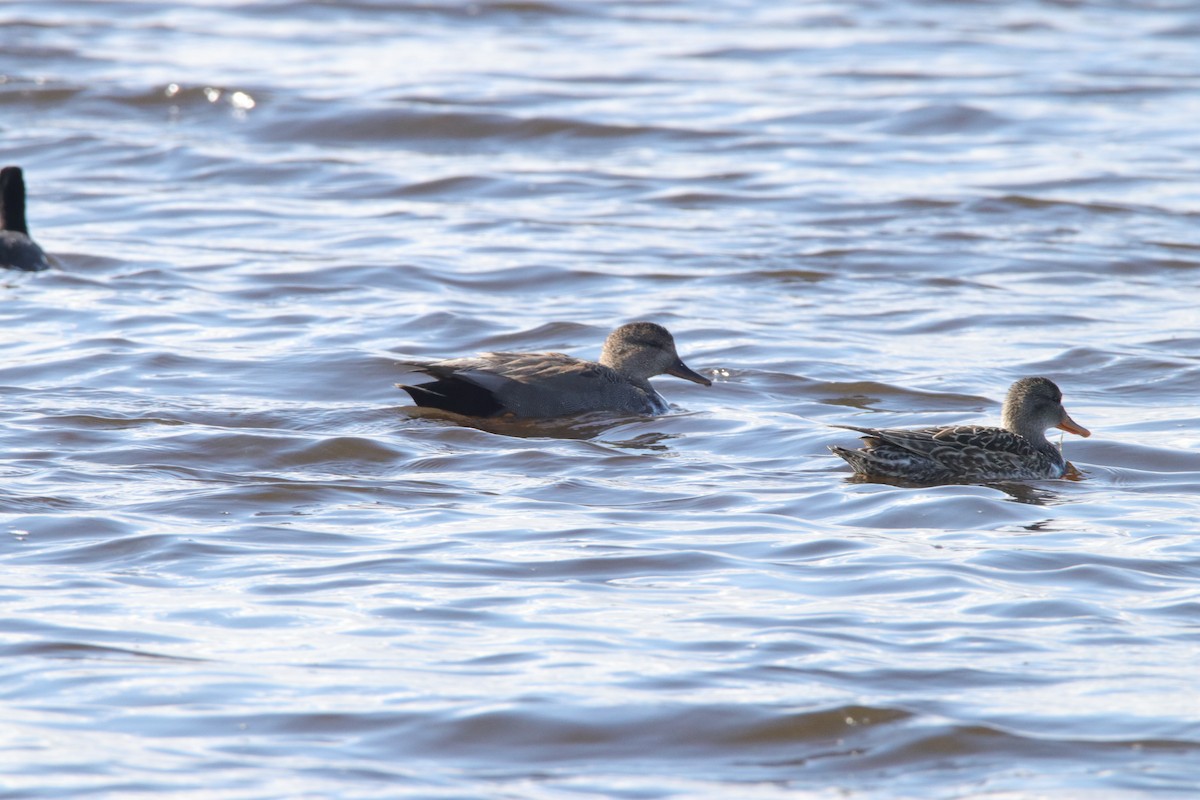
[668,360,712,386]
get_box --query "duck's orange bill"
[1057,410,1091,438]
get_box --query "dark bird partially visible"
[1,166,51,271]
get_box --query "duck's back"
[831,423,1065,482]
[401,352,663,418]
[0,230,49,271]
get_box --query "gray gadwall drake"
[829,377,1091,483]
[396,321,711,418]
[1,166,50,272]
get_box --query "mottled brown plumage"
[396,322,711,419]
[829,377,1091,483]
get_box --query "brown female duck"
[830,377,1090,482]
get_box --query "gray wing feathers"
[400,352,658,417]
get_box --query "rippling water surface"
[3,1,1200,797]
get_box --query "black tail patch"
[399,378,506,418]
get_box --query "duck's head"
[1,165,31,234]
[600,322,711,386]
[1002,376,1090,439]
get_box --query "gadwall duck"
[396,321,711,418]
[1,166,50,271]
[829,377,1091,482]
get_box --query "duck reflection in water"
[840,471,1073,506]
[402,404,683,449]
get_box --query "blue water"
[3,1,1200,797]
